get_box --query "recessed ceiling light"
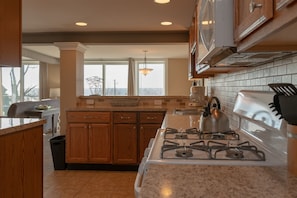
[161,21,172,26]
[75,22,88,27]
[154,0,170,4]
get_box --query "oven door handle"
[134,157,148,198]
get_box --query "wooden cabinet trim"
[67,111,111,123]
[113,112,137,123]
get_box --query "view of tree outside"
[0,64,39,115]
[84,61,165,96]
[84,63,128,96]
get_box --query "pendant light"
[139,50,153,76]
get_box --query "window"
[137,61,165,96]
[84,60,166,96]
[84,62,129,96]
[0,64,40,115]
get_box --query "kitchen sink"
[174,108,201,115]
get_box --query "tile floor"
[43,134,137,198]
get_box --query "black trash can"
[49,135,66,170]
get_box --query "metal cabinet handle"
[146,116,157,120]
[120,116,131,120]
[249,0,263,13]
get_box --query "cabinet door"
[0,0,21,66]
[89,123,111,163]
[234,0,273,42]
[23,126,43,197]
[66,123,89,163]
[113,124,138,164]
[0,132,23,197]
[139,124,160,160]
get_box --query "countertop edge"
[0,118,46,136]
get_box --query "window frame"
[84,60,129,96]
[136,59,167,96]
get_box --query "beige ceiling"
[22,0,196,60]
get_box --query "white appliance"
[134,90,288,197]
[197,0,235,71]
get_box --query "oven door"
[134,138,155,198]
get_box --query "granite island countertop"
[139,113,297,198]
[0,118,45,136]
[140,164,297,198]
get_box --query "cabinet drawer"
[113,112,137,123]
[67,111,111,123]
[139,112,165,124]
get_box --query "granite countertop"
[140,164,297,198]
[0,118,45,136]
[139,113,297,198]
[67,106,170,112]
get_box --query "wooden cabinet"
[113,112,138,164]
[234,0,273,42]
[66,110,165,165]
[0,126,43,197]
[0,0,21,67]
[188,3,199,80]
[235,0,297,52]
[139,112,165,161]
[66,111,111,164]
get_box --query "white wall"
[167,58,192,96]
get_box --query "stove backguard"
[233,90,287,157]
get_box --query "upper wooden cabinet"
[234,0,273,42]
[0,0,21,67]
[235,0,297,52]
[188,3,201,79]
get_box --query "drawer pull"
[146,116,157,120]
[120,116,131,120]
[249,0,262,13]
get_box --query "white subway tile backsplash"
[207,53,297,129]
[277,65,287,75]
[287,62,297,73]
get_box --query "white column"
[54,42,86,135]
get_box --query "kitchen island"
[140,164,297,198]
[138,113,297,198]
[0,118,45,197]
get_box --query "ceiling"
[22,0,196,61]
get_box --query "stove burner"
[176,148,193,158]
[226,148,244,159]
[164,127,199,140]
[175,134,188,139]
[161,140,211,159]
[165,127,178,134]
[186,128,199,134]
[211,133,226,140]
[212,141,266,161]
[200,130,240,140]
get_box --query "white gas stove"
[135,90,288,197]
[146,127,285,166]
